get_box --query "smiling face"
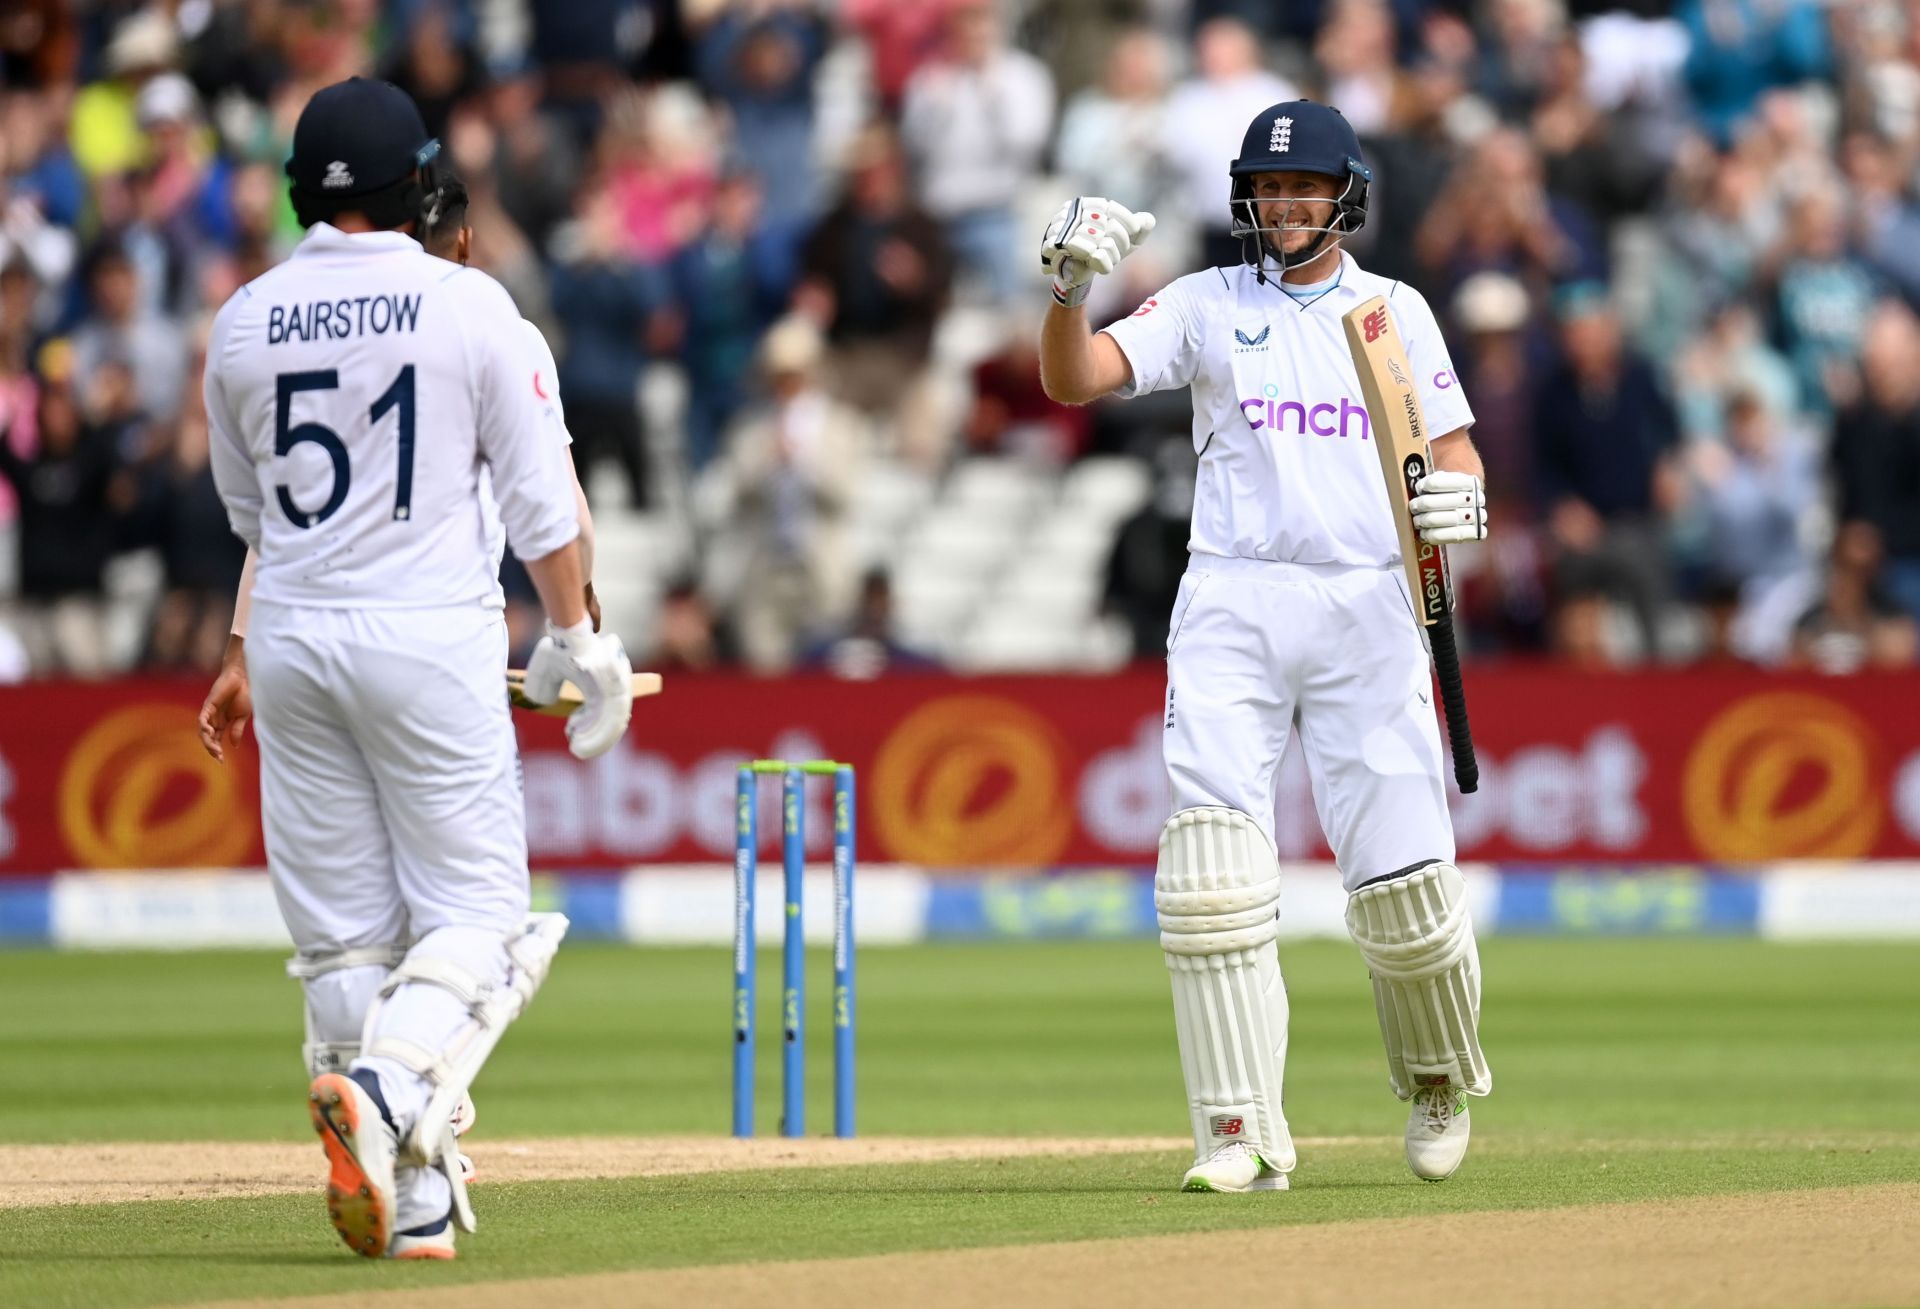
[1248,170,1343,257]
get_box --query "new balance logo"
[1362,306,1388,342]
[1210,1115,1245,1138]
[1269,116,1293,153]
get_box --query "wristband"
[1051,278,1089,308]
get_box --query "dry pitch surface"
[6,1137,1916,1309]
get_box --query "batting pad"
[361,913,569,1232]
[1157,807,1293,1169]
[1346,862,1492,1099]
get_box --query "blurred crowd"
[0,0,1918,679]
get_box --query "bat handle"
[1427,615,1479,795]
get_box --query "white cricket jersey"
[1101,253,1474,568]
[476,318,575,604]
[205,224,579,609]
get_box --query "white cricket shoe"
[1405,1085,1472,1181]
[389,1214,457,1261]
[309,1072,400,1258]
[1182,1140,1291,1193]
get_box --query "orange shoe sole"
[309,1074,390,1259]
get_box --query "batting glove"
[1041,196,1156,307]
[522,619,634,760]
[1410,470,1489,545]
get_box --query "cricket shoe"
[1181,1140,1291,1193]
[389,1212,457,1261]
[309,1072,399,1258]
[1405,1085,1471,1181]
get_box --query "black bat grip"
[1426,615,1479,794]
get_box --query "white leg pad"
[1157,808,1293,1169]
[286,945,406,1077]
[357,913,568,1231]
[1346,862,1492,1100]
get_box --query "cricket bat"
[505,669,664,717]
[1340,295,1479,794]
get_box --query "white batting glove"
[1410,470,1489,545]
[1041,196,1156,307]
[522,619,634,759]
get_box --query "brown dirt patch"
[238,1182,1920,1309]
[0,1135,1189,1209]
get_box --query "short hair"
[290,171,422,231]
[422,170,471,256]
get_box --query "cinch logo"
[1434,369,1458,389]
[1238,385,1371,440]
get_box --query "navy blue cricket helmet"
[1228,100,1372,271]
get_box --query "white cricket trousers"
[1162,553,1455,891]
[249,601,529,954]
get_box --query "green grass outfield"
[0,938,1916,1306]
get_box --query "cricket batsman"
[1038,100,1493,1191]
[204,78,634,1258]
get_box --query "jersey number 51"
[275,365,416,527]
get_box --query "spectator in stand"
[602,86,718,268]
[667,169,799,471]
[548,185,668,507]
[1692,391,1817,663]
[140,325,245,671]
[1354,33,1478,290]
[1678,0,1831,147]
[119,73,222,318]
[1055,28,1177,226]
[0,347,126,676]
[1532,29,1666,223]
[1449,272,1550,653]
[483,70,582,253]
[1831,300,1920,622]
[1313,0,1408,138]
[1534,286,1683,664]
[694,2,829,226]
[722,316,864,672]
[1774,187,1878,414]
[796,126,953,467]
[69,237,186,426]
[1416,128,1594,303]
[529,0,656,150]
[1475,0,1567,119]
[841,0,953,112]
[1103,435,1195,660]
[0,258,37,596]
[1841,132,1920,308]
[898,0,1053,302]
[69,10,178,185]
[798,568,939,679]
[964,315,1091,464]
[1669,298,1800,447]
[647,575,736,674]
[379,2,483,142]
[1660,146,1781,335]
[1791,522,1918,673]
[1161,18,1298,269]
[1,93,85,303]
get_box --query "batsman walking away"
[201,77,636,1260]
[1038,98,1494,1194]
